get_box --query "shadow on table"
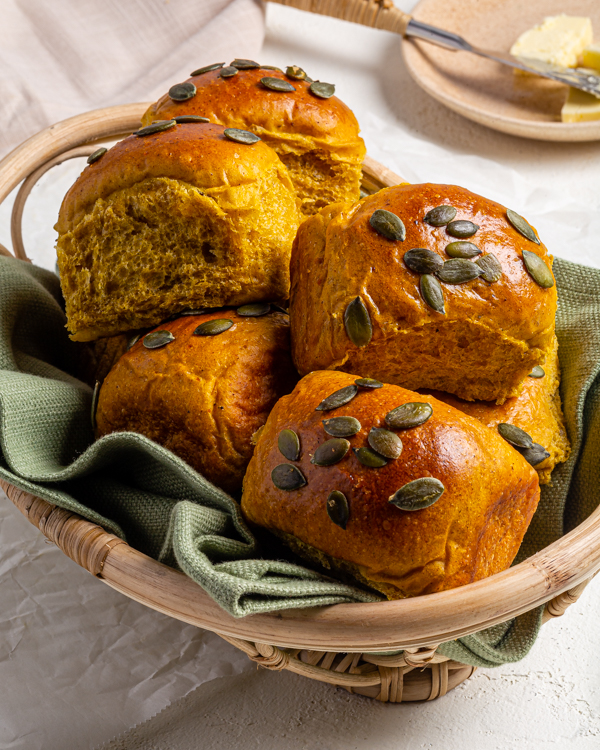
[98,665,480,750]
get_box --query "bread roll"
[142,63,366,216]
[56,122,299,342]
[290,184,557,403]
[241,370,540,599]
[95,307,298,495]
[424,335,570,484]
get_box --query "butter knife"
[267,0,600,97]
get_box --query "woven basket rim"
[1,104,599,652]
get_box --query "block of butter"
[510,14,593,68]
[582,42,600,70]
[562,45,600,122]
[562,85,600,122]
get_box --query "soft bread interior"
[57,175,297,341]
[338,319,544,404]
[277,150,362,216]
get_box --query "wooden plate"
[403,0,600,141]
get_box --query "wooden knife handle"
[265,0,411,36]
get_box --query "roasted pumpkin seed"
[261,65,283,72]
[135,120,176,137]
[420,274,445,314]
[261,76,295,92]
[278,429,300,461]
[309,81,335,98]
[327,491,349,529]
[87,147,107,164]
[344,296,372,347]
[312,438,350,466]
[529,365,545,378]
[190,62,224,76]
[436,258,483,284]
[389,477,445,511]
[498,423,533,449]
[231,58,260,69]
[220,66,238,78]
[522,250,554,288]
[368,428,402,460]
[237,302,271,317]
[193,319,233,336]
[178,308,208,316]
[286,65,307,80]
[476,253,503,283]
[507,209,540,244]
[354,447,388,468]
[91,380,100,431]
[173,115,209,123]
[404,248,443,274]
[445,241,481,258]
[168,82,197,101]
[355,378,383,389]
[424,205,457,226]
[369,209,406,241]
[272,464,307,490]
[143,330,175,349]
[316,385,358,411]
[223,128,261,144]
[385,402,433,430]
[517,442,550,466]
[322,416,361,437]
[126,332,143,350]
[446,220,479,238]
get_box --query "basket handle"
[265,0,411,35]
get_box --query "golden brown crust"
[142,67,366,214]
[290,184,557,403]
[241,370,540,598]
[55,122,300,342]
[56,123,292,232]
[95,309,299,495]
[423,335,570,484]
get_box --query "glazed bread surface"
[241,370,540,599]
[56,122,299,341]
[95,309,298,495]
[142,65,366,215]
[290,184,557,403]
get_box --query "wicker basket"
[1,104,599,704]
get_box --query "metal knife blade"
[406,18,600,98]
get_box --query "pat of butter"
[562,82,600,122]
[561,50,600,123]
[582,43,600,70]
[510,14,593,68]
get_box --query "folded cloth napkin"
[0,0,264,158]
[1,255,599,667]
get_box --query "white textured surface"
[1,3,600,749]
[101,593,600,750]
[0,489,250,750]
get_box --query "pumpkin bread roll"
[290,183,557,403]
[241,370,540,599]
[142,62,366,216]
[95,306,298,495]
[55,121,299,342]
[424,335,570,484]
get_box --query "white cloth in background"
[0,0,265,158]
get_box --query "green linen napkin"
[1,255,599,667]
